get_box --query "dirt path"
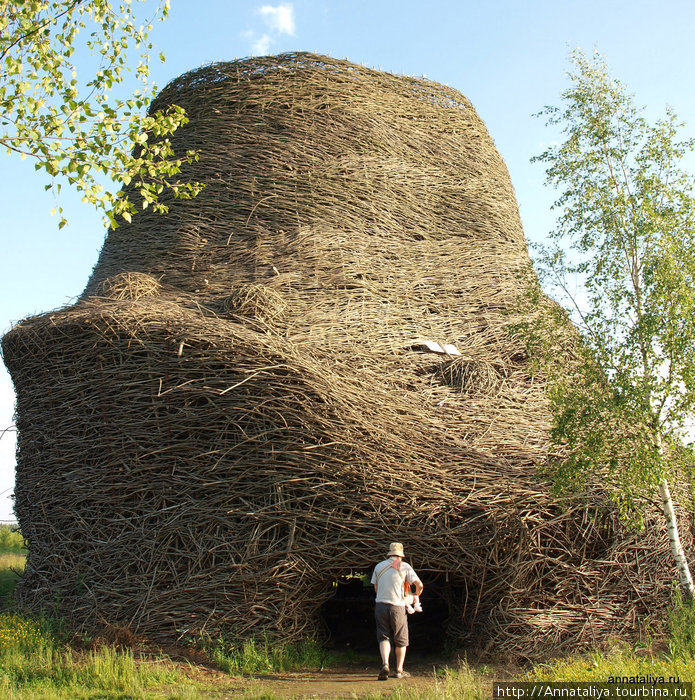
[175,657,473,698]
[240,664,446,698]
[152,642,513,698]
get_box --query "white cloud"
[244,3,296,57]
[251,34,272,56]
[258,3,295,36]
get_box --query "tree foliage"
[531,49,695,508]
[0,0,203,228]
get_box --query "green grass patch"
[667,590,695,660]
[0,612,186,698]
[525,646,695,683]
[203,635,336,675]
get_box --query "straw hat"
[387,542,405,558]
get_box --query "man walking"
[371,542,423,680]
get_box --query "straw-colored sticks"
[2,53,689,659]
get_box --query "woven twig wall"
[2,53,687,657]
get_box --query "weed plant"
[667,589,695,659]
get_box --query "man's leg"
[375,603,391,680]
[379,639,391,666]
[391,606,410,677]
[377,639,390,680]
[395,644,406,673]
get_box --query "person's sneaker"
[378,665,389,680]
[413,601,423,613]
[395,670,411,679]
[405,603,415,614]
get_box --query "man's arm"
[405,565,423,596]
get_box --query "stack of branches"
[2,53,688,658]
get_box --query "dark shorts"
[375,602,409,647]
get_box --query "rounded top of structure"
[150,51,473,115]
[85,51,530,326]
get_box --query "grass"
[666,588,695,660]
[0,552,26,603]
[201,634,336,675]
[0,611,188,699]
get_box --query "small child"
[404,582,423,615]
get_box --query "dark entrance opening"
[319,573,461,657]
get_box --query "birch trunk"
[659,477,695,599]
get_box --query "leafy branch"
[0,0,204,228]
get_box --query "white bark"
[659,477,695,599]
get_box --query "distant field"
[0,552,24,571]
[0,553,24,604]
[0,524,24,553]
[0,525,25,603]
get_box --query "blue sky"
[1,0,694,520]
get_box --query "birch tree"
[0,0,203,228]
[532,49,695,597]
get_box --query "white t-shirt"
[371,557,421,606]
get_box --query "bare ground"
[153,650,519,699]
[172,662,471,698]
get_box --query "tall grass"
[667,589,695,660]
[205,635,334,674]
[0,611,183,698]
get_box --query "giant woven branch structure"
[2,53,688,656]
